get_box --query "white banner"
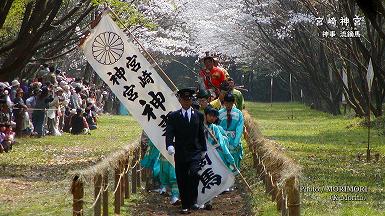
[80,13,179,165]
[367,58,374,92]
[197,143,235,205]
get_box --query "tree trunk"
[0,0,14,29]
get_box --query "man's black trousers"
[175,160,200,209]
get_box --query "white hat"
[70,109,77,114]
[11,80,20,87]
[56,87,63,92]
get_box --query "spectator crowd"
[0,64,112,153]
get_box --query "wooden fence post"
[102,172,108,216]
[256,157,263,175]
[131,152,138,194]
[281,192,288,216]
[120,160,125,206]
[270,175,277,201]
[260,163,266,182]
[94,174,102,216]
[114,165,121,214]
[276,189,283,211]
[265,172,272,195]
[124,158,130,198]
[71,175,84,216]
[136,147,142,190]
[286,177,300,216]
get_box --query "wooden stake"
[120,161,125,206]
[281,193,288,216]
[124,158,130,198]
[265,172,272,195]
[71,175,84,216]
[270,175,277,201]
[276,189,283,211]
[114,167,121,214]
[286,177,300,216]
[131,155,137,194]
[260,163,266,182]
[94,174,102,216]
[136,149,142,190]
[256,157,263,174]
[102,172,108,216]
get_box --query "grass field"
[244,102,385,216]
[0,115,141,215]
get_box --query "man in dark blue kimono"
[166,88,207,214]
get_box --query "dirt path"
[130,180,251,216]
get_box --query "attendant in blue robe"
[202,106,236,210]
[204,106,235,171]
[218,93,244,169]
